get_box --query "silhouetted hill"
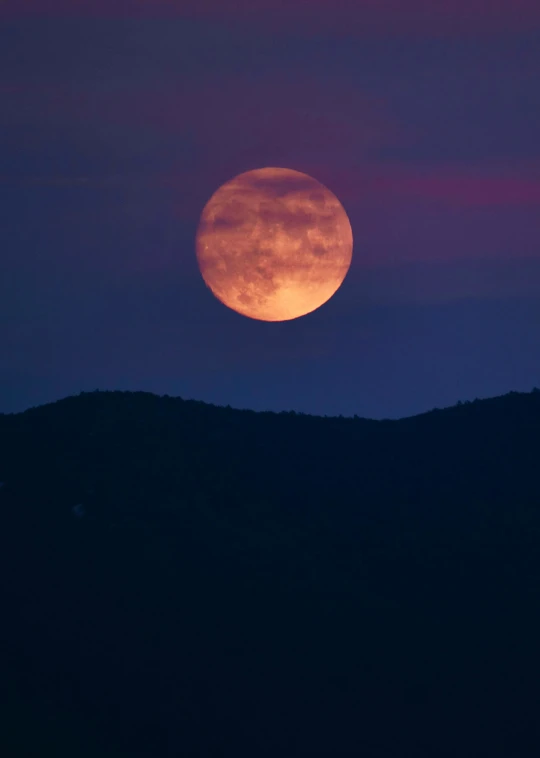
[1,389,540,757]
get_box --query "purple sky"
[1,1,540,418]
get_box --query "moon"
[195,167,353,322]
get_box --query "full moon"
[195,167,353,321]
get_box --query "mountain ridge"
[2,384,540,422]
[1,386,540,757]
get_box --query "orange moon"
[195,167,353,322]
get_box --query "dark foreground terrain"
[1,389,540,757]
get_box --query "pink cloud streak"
[3,0,540,37]
[371,167,540,208]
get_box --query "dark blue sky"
[1,1,540,418]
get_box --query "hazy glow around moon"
[196,167,353,322]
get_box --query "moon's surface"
[196,167,353,321]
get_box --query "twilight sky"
[1,1,540,418]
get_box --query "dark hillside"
[1,389,540,757]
